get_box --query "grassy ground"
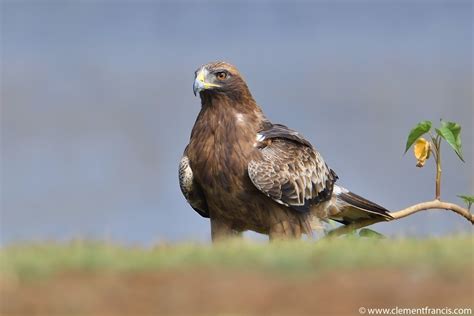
[1,235,473,315]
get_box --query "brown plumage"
[179,61,391,241]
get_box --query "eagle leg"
[268,219,303,241]
[210,218,241,242]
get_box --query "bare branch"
[390,200,473,223]
[326,200,473,238]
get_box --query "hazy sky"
[1,1,472,244]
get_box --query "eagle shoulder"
[179,149,209,218]
[248,123,338,213]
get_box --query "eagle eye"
[216,71,228,80]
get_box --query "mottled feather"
[179,147,209,218]
[248,124,338,213]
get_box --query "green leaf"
[404,121,432,154]
[457,195,474,204]
[359,228,386,239]
[435,121,464,162]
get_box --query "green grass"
[1,235,472,280]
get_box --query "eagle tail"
[330,185,392,225]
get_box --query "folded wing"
[248,124,338,213]
[179,146,209,218]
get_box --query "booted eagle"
[179,61,391,241]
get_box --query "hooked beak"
[193,68,220,96]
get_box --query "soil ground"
[1,268,472,316]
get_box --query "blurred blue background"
[1,1,472,244]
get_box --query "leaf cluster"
[404,120,464,162]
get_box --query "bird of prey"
[179,61,391,241]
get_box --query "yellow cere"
[197,69,220,88]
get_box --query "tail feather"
[331,185,392,225]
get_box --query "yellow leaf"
[413,137,431,167]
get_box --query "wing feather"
[248,124,338,213]
[179,147,209,218]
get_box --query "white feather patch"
[333,185,349,195]
[235,113,245,123]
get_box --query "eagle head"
[193,61,249,99]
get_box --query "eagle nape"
[179,61,391,242]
